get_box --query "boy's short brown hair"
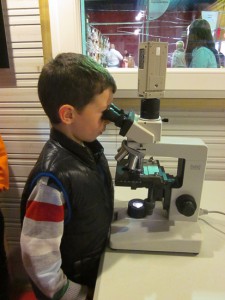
[38,53,117,124]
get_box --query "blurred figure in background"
[185,19,220,68]
[171,40,186,68]
[219,52,225,67]
[106,43,123,67]
[123,49,129,58]
[122,49,129,68]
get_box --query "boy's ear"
[58,105,75,124]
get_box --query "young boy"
[20,53,117,300]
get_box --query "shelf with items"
[86,23,110,66]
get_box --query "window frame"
[48,0,225,99]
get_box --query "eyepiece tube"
[102,103,134,137]
[102,103,127,128]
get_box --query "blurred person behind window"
[171,40,186,68]
[185,19,220,68]
[219,52,225,67]
[106,43,123,67]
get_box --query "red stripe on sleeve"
[25,200,64,222]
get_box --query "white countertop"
[94,181,225,300]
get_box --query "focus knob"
[176,194,197,217]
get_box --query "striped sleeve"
[20,177,87,300]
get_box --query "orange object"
[17,291,37,300]
[0,134,9,191]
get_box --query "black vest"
[21,129,114,287]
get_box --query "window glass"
[82,0,225,68]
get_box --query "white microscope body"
[103,42,208,254]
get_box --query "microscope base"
[110,205,202,254]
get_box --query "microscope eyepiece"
[102,104,125,127]
[102,103,134,134]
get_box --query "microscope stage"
[110,204,202,254]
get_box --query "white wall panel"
[10,25,42,42]
[12,80,38,87]
[13,57,43,73]
[0,88,39,102]
[12,48,43,57]
[12,42,42,49]
[6,8,39,16]
[8,165,36,177]
[1,115,48,127]
[8,15,40,25]
[6,0,39,9]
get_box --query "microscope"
[102,42,208,254]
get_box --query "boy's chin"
[84,137,97,143]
